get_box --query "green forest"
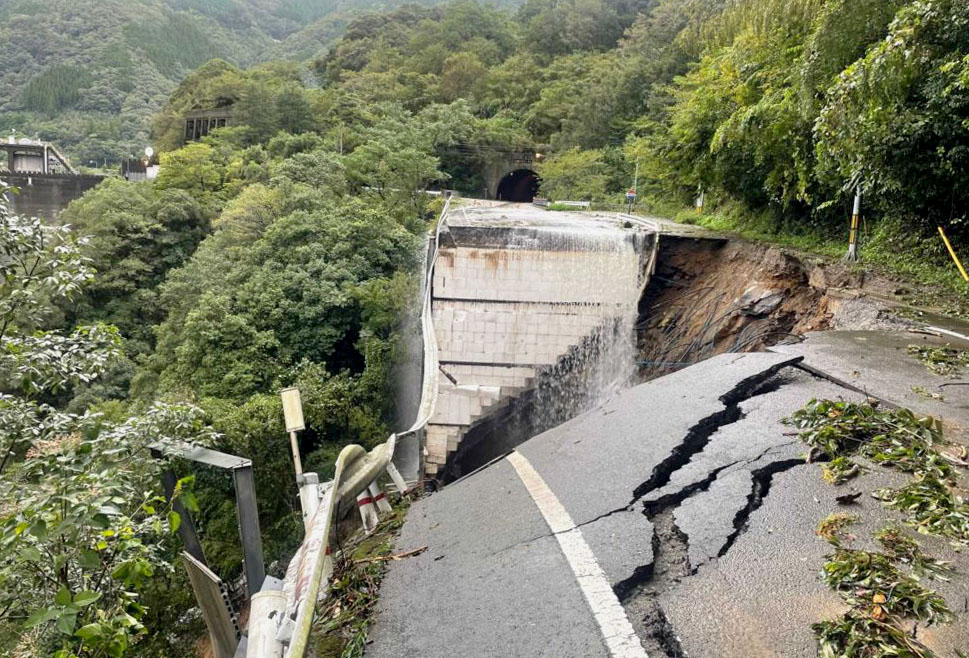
[0,0,516,164]
[2,0,969,655]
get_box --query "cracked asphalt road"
[364,346,969,658]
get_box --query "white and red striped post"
[356,489,379,534]
[369,481,393,514]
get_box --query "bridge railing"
[245,196,454,658]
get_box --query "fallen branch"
[354,546,427,564]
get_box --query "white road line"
[506,451,649,658]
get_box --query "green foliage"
[787,398,969,547]
[60,179,209,349]
[875,524,951,579]
[21,65,94,116]
[537,148,610,201]
[906,344,969,377]
[815,0,969,234]
[813,613,939,658]
[784,399,953,483]
[821,547,951,622]
[875,474,969,544]
[0,188,218,657]
[814,523,953,657]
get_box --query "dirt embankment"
[637,237,910,379]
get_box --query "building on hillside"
[184,108,232,143]
[121,158,160,182]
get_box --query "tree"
[440,52,487,102]
[156,142,227,212]
[60,180,208,348]
[0,188,217,657]
[537,148,610,201]
[816,0,969,236]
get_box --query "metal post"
[369,481,392,514]
[232,464,266,597]
[845,191,861,261]
[289,431,303,478]
[246,579,285,658]
[386,461,409,493]
[158,465,206,565]
[298,473,321,531]
[357,490,379,534]
[938,226,969,282]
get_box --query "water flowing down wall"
[423,205,655,477]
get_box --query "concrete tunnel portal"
[496,169,540,202]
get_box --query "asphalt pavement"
[365,340,969,658]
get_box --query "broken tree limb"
[354,546,428,564]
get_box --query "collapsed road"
[365,340,969,657]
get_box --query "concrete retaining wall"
[4,173,105,220]
[424,217,650,475]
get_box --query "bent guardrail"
[246,196,454,657]
[388,195,450,486]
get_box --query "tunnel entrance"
[496,169,540,202]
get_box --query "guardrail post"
[386,461,409,492]
[357,489,379,534]
[298,473,320,531]
[245,578,285,658]
[233,463,266,596]
[369,481,393,514]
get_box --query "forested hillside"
[0,0,515,164]
[2,0,968,656]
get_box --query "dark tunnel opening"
[496,169,541,202]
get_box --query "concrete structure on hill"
[184,107,231,143]
[422,205,654,476]
[1,135,104,219]
[473,150,542,202]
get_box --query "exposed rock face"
[636,237,915,379]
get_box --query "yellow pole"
[938,226,969,282]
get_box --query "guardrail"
[245,196,453,658]
[386,195,450,486]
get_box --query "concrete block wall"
[434,301,608,366]
[433,248,638,305]
[424,239,643,475]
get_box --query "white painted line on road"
[506,451,649,658]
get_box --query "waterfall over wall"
[423,205,655,479]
